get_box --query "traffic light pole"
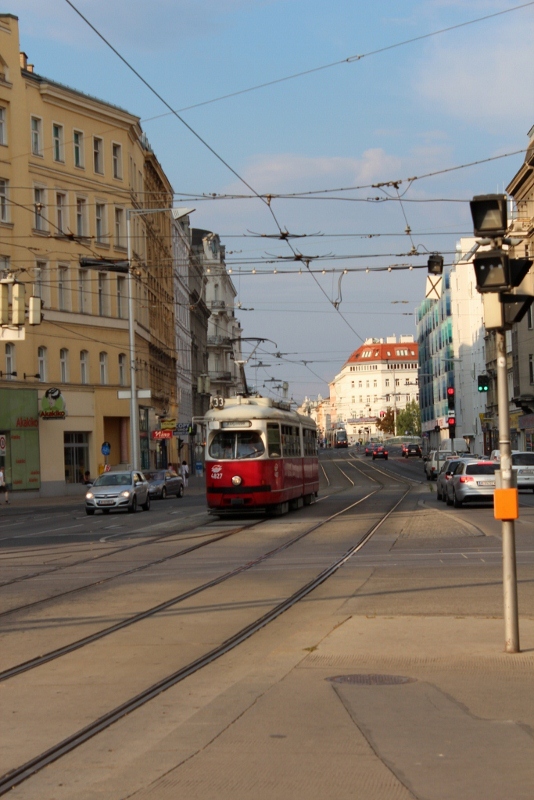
[495,330,520,652]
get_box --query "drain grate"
[327,673,416,685]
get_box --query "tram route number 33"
[211,465,223,480]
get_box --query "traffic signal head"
[427,253,444,275]
[478,375,489,392]
[447,386,455,410]
[469,194,507,238]
[473,250,510,292]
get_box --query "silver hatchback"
[512,452,534,492]
[445,459,498,507]
[85,470,151,515]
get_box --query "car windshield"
[209,431,265,459]
[93,473,132,486]
[146,471,165,480]
[512,454,534,466]
[465,463,497,475]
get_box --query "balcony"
[207,334,233,347]
[210,300,226,310]
[210,371,233,382]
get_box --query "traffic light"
[446,386,455,412]
[12,283,25,325]
[478,375,489,392]
[28,296,43,325]
[427,253,444,275]
[0,282,8,325]
[448,418,456,437]
[469,194,507,238]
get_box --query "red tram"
[204,396,319,514]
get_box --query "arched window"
[99,351,108,384]
[60,348,69,383]
[80,350,89,384]
[37,346,47,382]
[5,343,15,379]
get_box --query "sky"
[13,0,534,403]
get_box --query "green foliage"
[375,408,395,435]
[396,400,422,437]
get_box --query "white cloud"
[16,0,273,51]
[414,11,534,125]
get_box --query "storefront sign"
[0,434,5,456]
[39,388,67,420]
[152,429,172,440]
[15,416,38,428]
[160,418,177,431]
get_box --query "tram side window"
[281,424,301,457]
[267,423,281,457]
[303,428,317,456]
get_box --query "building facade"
[329,336,419,441]
[0,15,179,493]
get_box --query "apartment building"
[0,14,177,494]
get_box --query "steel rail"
[0,485,410,795]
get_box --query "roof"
[344,341,419,367]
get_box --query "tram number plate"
[98,499,115,505]
[477,481,494,486]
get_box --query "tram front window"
[209,431,265,459]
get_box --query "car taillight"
[459,476,474,483]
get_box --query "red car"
[372,445,388,460]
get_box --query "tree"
[375,408,395,435]
[396,400,422,437]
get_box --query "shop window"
[64,432,89,484]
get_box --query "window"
[31,116,42,156]
[112,143,122,179]
[73,130,84,168]
[0,107,6,145]
[358,380,362,388]
[52,123,64,162]
[58,265,69,310]
[117,275,127,318]
[99,351,108,384]
[76,197,87,237]
[114,207,125,247]
[0,179,8,222]
[385,378,390,387]
[373,380,377,388]
[34,187,45,231]
[93,137,103,173]
[56,192,66,234]
[37,346,47,382]
[60,348,69,383]
[5,343,15,379]
[98,273,108,316]
[34,261,51,307]
[118,353,126,386]
[64,432,89,484]
[80,350,89,384]
[78,268,89,313]
[95,203,106,243]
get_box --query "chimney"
[19,52,28,70]
[27,64,34,73]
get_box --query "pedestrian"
[0,466,8,504]
[180,460,189,488]
[83,470,92,485]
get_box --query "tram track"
[0,481,411,795]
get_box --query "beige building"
[0,14,178,495]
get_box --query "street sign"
[152,429,172,440]
[0,434,6,456]
[117,389,152,400]
[425,275,443,300]
[101,441,111,456]
[175,422,190,434]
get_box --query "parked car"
[372,445,388,460]
[445,459,498,507]
[490,449,520,462]
[146,469,184,499]
[436,458,463,501]
[424,450,452,480]
[85,470,150,515]
[402,443,422,458]
[511,452,534,491]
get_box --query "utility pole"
[469,194,534,653]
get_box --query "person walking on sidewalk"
[0,466,8,504]
[180,461,189,488]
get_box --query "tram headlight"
[231,475,242,486]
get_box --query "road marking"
[0,523,84,542]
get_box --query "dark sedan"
[372,445,389,460]
[145,470,184,499]
[402,443,422,458]
[365,443,378,457]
